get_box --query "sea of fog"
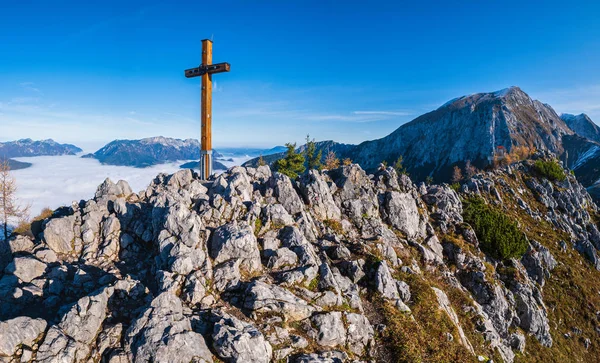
[11,155,251,218]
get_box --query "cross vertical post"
[200,39,213,180]
[184,39,230,180]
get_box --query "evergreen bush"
[462,196,528,260]
[533,159,566,182]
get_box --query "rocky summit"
[1,156,600,362]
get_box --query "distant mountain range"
[0,138,82,158]
[0,139,82,170]
[244,86,600,201]
[83,136,286,168]
[82,137,209,167]
[0,136,284,171]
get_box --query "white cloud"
[353,110,413,116]
[11,155,188,217]
[10,154,251,219]
[19,82,41,94]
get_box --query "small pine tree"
[533,159,566,182]
[393,156,407,175]
[324,151,340,170]
[342,158,352,166]
[304,134,322,171]
[425,176,434,185]
[462,196,528,260]
[274,143,306,179]
[451,165,463,183]
[257,155,266,167]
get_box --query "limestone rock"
[210,222,262,272]
[243,281,316,322]
[43,215,77,255]
[126,292,213,363]
[0,317,47,357]
[310,312,346,347]
[5,256,47,283]
[383,191,421,238]
[212,312,273,363]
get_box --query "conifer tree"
[257,155,266,167]
[393,156,407,175]
[274,143,305,179]
[304,134,322,171]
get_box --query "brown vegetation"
[324,151,340,170]
[0,161,30,240]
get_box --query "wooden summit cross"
[184,39,230,180]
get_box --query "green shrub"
[462,196,528,260]
[274,143,305,179]
[533,159,566,182]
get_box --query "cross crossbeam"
[184,62,231,78]
[184,39,230,180]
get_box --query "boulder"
[126,292,213,363]
[243,281,316,322]
[270,172,305,215]
[299,170,341,220]
[432,287,475,355]
[211,312,273,363]
[383,191,420,238]
[210,222,262,272]
[345,312,374,355]
[0,316,47,357]
[4,256,47,283]
[310,312,346,347]
[43,215,77,255]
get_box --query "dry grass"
[372,271,475,363]
[12,207,53,238]
[475,169,600,362]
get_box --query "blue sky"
[1,0,599,150]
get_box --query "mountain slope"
[0,139,82,158]
[561,113,600,143]
[1,158,599,362]
[1,158,33,170]
[347,87,573,181]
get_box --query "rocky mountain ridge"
[1,155,600,362]
[83,137,280,169]
[245,87,600,202]
[0,139,82,170]
[82,137,211,167]
[0,139,82,158]
[561,113,600,144]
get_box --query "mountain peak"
[561,113,600,143]
[491,86,523,98]
[440,86,530,110]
